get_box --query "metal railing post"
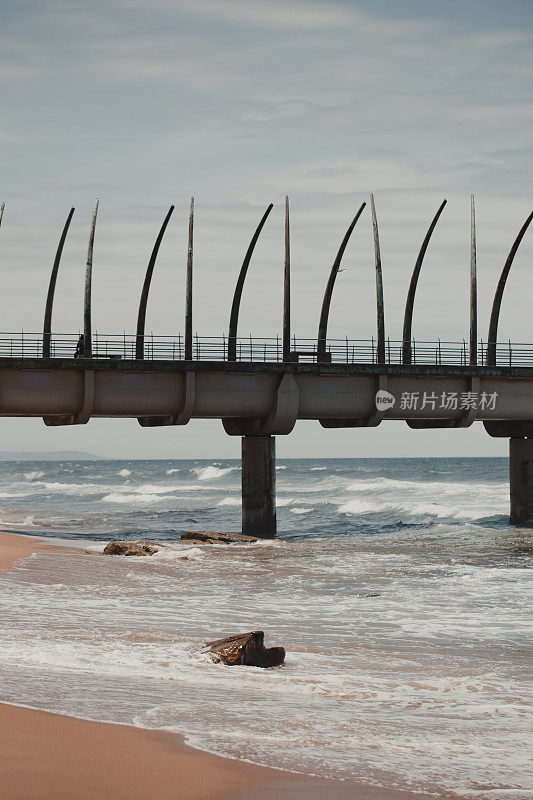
[5,330,533,367]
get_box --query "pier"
[0,195,532,535]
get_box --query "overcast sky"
[0,0,532,458]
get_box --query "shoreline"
[0,529,77,570]
[0,531,444,800]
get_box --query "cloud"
[119,0,359,29]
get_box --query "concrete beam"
[2,361,533,428]
[242,435,276,538]
[510,437,533,525]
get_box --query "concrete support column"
[509,437,533,525]
[242,435,276,538]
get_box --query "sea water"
[0,458,531,798]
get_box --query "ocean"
[0,457,531,798]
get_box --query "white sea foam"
[0,490,36,498]
[217,497,241,506]
[275,497,294,507]
[335,477,508,521]
[155,546,205,562]
[344,477,506,494]
[118,469,131,477]
[102,493,168,505]
[0,515,36,526]
[24,471,45,481]
[290,507,313,515]
[37,482,106,496]
[166,468,181,475]
[338,498,396,515]
[337,495,506,521]
[132,483,178,495]
[192,466,237,481]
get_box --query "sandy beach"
[0,530,70,570]
[0,531,432,800]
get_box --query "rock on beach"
[103,541,159,556]
[204,631,285,668]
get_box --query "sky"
[0,0,532,458]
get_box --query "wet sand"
[0,529,72,570]
[0,531,439,800]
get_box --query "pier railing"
[0,332,532,367]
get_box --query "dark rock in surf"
[181,531,258,544]
[103,541,159,556]
[204,631,285,668]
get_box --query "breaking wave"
[191,466,237,481]
[102,493,169,505]
[24,471,45,481]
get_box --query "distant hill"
[0,450,104,461]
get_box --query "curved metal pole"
[227,203,274,362]
[370,194,385,364]
[486,209,533,366]
[283,195,290,361]
[470,195,477,365]
[185,197,194,360]
[401,199,447,365]
[83,200,99,359]
[43,208,75,358]
[135,205,175,359]
[316,202,366,360]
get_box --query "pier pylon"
[241,435,276,538]
[510,437,533,525]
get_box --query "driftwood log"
[103,541,159,556]
[204,631,285,668]
[181,531,258,544]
